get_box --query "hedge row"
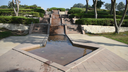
[0,16,39,25]
[0,9,33,12]
[0,11,43,17]
[0,8,45,16]
[48,7,66,11]
[69,13,128,19]
[75,18,128,27]
[68,8,84,14]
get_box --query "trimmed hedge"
[48,7,66,11]
[33,8,45,14]
[0,9,33,12]
[68,8,84,14]
[75,18,128,27]
[0,11,41,17]
[0,11,44,17]
[0,9,45,17]
[0,16,39,25]
[69,13,128,19]
[25,6,37,9]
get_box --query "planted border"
[0,16,39,25]
[75,18,128,27]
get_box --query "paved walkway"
[67,34,128,62]
[0,36,27,56]
[0,34,128,72]
[67,34,128,72]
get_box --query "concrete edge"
[11,34,105,72]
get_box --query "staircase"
[65,25,82,34]
[29,10,83,35]
[50,10,65,35]
[29,24,48,34]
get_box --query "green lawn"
[0,28,28,40]
[87,31,128,44]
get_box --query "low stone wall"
[0,23,29,31]
[45,11,52,15]
[59,11,67,15]
[81,25,128,33]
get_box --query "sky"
[0,0,126,10]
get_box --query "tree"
[85,0,89,13]
[73,3,84,8]
[110,2,117,15]
[0,5,8,9]
[112,0,128,34]
[19,4,28,8]
[104,3,117,13]
[92,0,104,9]
[12,0,20,16]
[8,1,14,8]
[32,4,37,7]
[93,0,98,19]
[104,3,111,10]
[117,2,125,11]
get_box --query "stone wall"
[45,11,52,15]
[59,11,67,15]
[0,23,29,31]
[81,25,128,33]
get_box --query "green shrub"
[75,18,128,27]
[116,11,123,15]
[33,8,45,14]
[0,16,39,25]
[69,13,128,19]
[69,14,75,18]
[0,31,12,39]
[48,7,66,11]
[68,8,84,14]
[39,13,44,17]
[25,6,37,9]
[0,11,43,17]
[0,9,45,17]
[0,9,33,12]
[57,8,66,11]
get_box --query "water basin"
[27,35,96,66]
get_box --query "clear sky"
[0,0,126,10]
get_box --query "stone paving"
[0,10,128,72]
[0,34,128,72]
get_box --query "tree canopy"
[0,5,8,9]
[104,3,111,10]
[117,2,125,11]
[92,0,104,9]
[73,3,85,8]
[104,3,117,10]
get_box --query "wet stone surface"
[28,35,95,65]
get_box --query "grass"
[87,31,128,44]
[0,28,28,40]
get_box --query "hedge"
[25,6,37,9]
[68,8,84,14]
[0,8,45,16]
[69,13,128,19]
[0,9,33,12]
[75,18,128,27]
[0,11,44,17]
[33,8,45,14]
[0,16,39,25]
[48,7,66,11]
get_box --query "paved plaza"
[0,34,128,72]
